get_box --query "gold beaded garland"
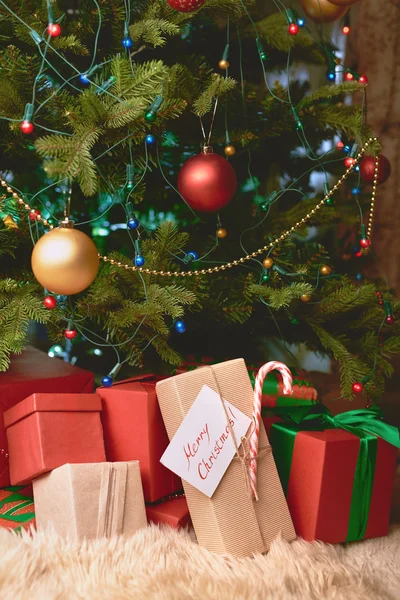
[224,145,236,157]
[262,257,274,269]
[1,137,379,279]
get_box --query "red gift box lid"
[97,374,168,393]
[4,393,102,429]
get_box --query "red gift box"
[0,347,94,486]
[271,424,398,543]
[146,496,190,529]
[4,394,106,485]
[97,375,181,502]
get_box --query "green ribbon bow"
[270,405,400,542]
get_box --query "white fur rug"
[1,525,400,600]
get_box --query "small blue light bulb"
[343,145,351,154]
[187,251,198,260]
[135,255,145,267]
[326,70,336,82]
[79,74,90,86]
[356,273,363,281]
[297,18,305,27]
[175,319,186,333]
[354,165,360,172]
[352,187,361,195]
[102,375,113,388]
[145,134,156,145]
[127,217,140,230]
[122,36,133,49]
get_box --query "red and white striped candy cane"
[249,361,293,499]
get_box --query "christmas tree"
[0,0,398,401]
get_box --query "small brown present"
[33,462,147,541]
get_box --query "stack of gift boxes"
[0,348,398,556]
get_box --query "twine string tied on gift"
[206,366,273,502]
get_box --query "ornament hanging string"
[199,97,219,147]
[1,137,379,278]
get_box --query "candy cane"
[249,361,293,499]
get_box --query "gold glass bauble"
[300,0,348,23]
[320,265,332,276]
[262,257,274,269]
[31,222,100,295]
[328,0,360,5]
[216,227,227,239]
[300,294,311,303]
[224,145,236,157]
[218,59,230,70]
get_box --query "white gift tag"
[160,384,252,498]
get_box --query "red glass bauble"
[344,157,355,168]
[359,154,391,185]
[288,23,299,35]
[64,329,77,339]
[359,238,371,248]
[43,295,57,309]
[178,151,237,212]
[20,120,34,134]
[166,0,206,12]
[352,382,363,394]
[47,23,61,37]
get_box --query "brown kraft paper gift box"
[33,461,147,542]
[156,358,296,557]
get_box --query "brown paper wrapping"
[33,462,147,541]
[156,358,296,557]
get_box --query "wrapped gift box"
[33,461,147,541]
[0,347,94,486]
[4,393,106,485]
[0,485,35,532]
[156,359,296,558]
[248,367,318,407]
[270,409,399,543]
[97,375,181,502]
[146,496,190,529]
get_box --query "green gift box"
[270,406,399,544]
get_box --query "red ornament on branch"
[344,157,356,168]
[288,23,299,35]
[20,120,34,134]
[47,23,61,37]
[352,382,363,394]
[64,329,77,340]
[166,0,206,12]
[178,148,237,212]
[43,296,57,310]
[359,155,391,185]
[29,209,41,221]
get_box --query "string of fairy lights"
[0,0,393,394]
